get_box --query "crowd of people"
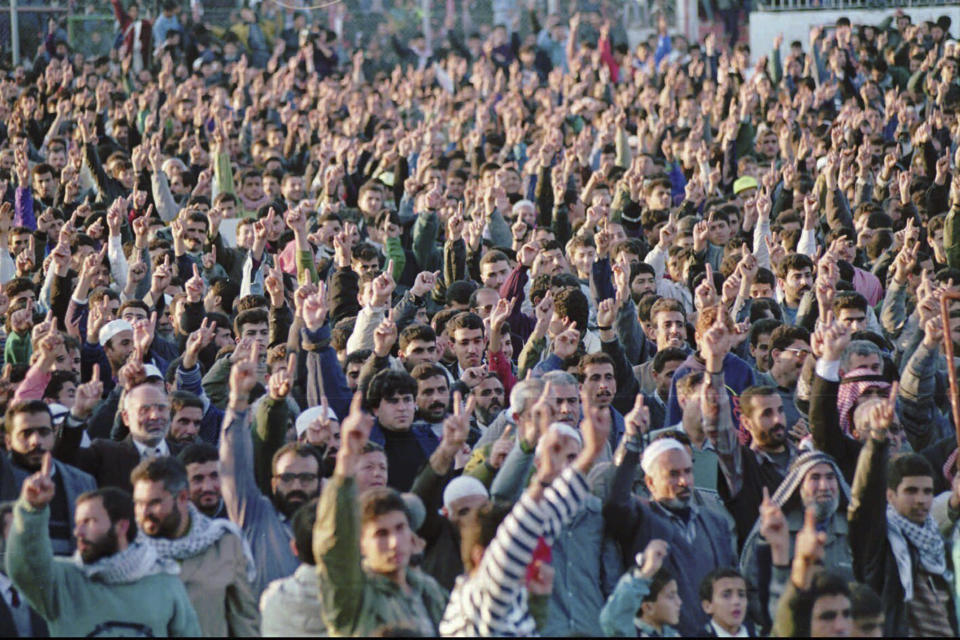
[0,0,958,636]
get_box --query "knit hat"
[733,176,758,195]
[99,319,133,347]
[442,476,489,511]
[837,367,891,437]
[641,438,687,475]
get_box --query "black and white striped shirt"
[438,466,590,636]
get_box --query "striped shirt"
[438,467,590,636]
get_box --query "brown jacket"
[179,531,260,637]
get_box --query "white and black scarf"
[149,503,256,582]
[886,504,947,600]
[73,534,179,585]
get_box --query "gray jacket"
[491,443,623,636]
[259,564,326,637]
[220,408,298,596]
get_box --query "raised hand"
[302,282,329,331]
[409,270,438,298]
[701,304,731,372]
[21,452,55,509]
[694,263,719,311]
[623,394,650,440]
[439,391,474,456]
[72,363,104,419]
[812,311,851,362]
[373,308,398,358]
[551,320,580,360]
[335,392,375,478]
[371,261,396,307]
[865,382,898,439]
[184,317,217,369]
[759,486,790,565]
[117,346,147,391]
[228,340,260,411]
[575,392,611,473]
[636,539,669,579]
[791,507,827,589]
[268,353,295,400]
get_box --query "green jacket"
[314,475,449,636]
[3,329,30,365]
[6,499,202,637]
[945,204,960,269]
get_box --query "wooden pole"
[940,291,960,450]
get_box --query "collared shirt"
[0,573,31,636]
[133,438,170,459]
[710,620,750,637]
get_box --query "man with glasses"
[763,325,812,433]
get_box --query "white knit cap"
[98,319,133,347]
[640,438,687,475]
[442,476,489,510]
[535,422,583,455]
[295,405,339,439]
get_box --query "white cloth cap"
[48,403,69,424]
[640,438,687,475]
[295,405,339,438]
[442,476,489,510]
[98,319,133,347]
[143,364,163,379]
[535,422,583,455]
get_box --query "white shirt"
[133,438,170,459]
[710,620,749,637]
[0,573,31,636]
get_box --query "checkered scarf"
[73,533,179,584]
[886,503,947,600]
[836,368,891,436]
[149,503,256,582]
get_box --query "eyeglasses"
[783,348,812,358]
[276,472,318,484]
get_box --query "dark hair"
[410,363,448,383]
[43,371,78,402]
[643,567,677,603]
[790,571,851,637]
[749,297,784,323]
[447,312,484,336]
[770,325,810,353]
[271,442,319,476]
[776,253,814,279]
[170,390,204,415]
[209,278,240,313]
[887,452,934,490]
[343,349,372,370]
[399,324,436,351]
[653,347,687,373]
[4,399,51,434]
[358,486,409,527]
[446,280,478,306]
[76,487,138,543]
[178,442,219,466]
[365,369,417,409]
[740,385,780,420]
[832,291,868,314]
[578,352,614,379]
[292,498,318,565]
[554,287,589,332]
[699,567,747,603]
[234,308,269,336]
[459,500,510,571]
[750,318,781,347]
[236,295,269,313]
[130,455,188,495]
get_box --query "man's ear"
[115,518,130,541]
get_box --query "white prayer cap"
[98,319,133,347]
[640,438,687,475]
[143,364,163,379]
[295,405,339,439]
[535,422,583,456]
[442,476,489,510]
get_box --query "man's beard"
[10,447,44,471]
[79,527,120,564]
[142,507,182,539]
[420,403,447,422]
[805,493,839,522]
[476,402,503,424]
[274,489,313,518]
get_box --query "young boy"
[600,539,682,637]
[700,568,755,636]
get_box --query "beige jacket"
[179,531,261,637]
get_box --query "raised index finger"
[41,452,52,477]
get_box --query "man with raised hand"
[313,391,449,635]
[439,388,610,635]
[6,453,201,636]
[220,341,315,595]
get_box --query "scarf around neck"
[886,503,947,600]
[73,534,179,585]
[149,503,257,582]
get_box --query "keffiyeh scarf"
[149,503,257,582]
[836,368,891,436]
[886,504,947,600]
[73,534,179,584]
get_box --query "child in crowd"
[700,567,755,637]
[600,539,682,637]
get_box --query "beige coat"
[178,531,261,637]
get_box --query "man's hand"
[551,320,579,360]
[923,315,944,351]
[573,393,611,474]
[791,507,827,590]
[71,364,103,420]
[812,311,851,362]
[185,263,205,304]
[433,391,475,474]
[228,341,260,412]
[268,353,294,400]
[410,270,438,299]
[117,346,147,391]
[623,394,650,440]
[694,263,719,311]
[373,309,398,358]
[21,452,55,510]
[760,486,790,566]
[183,317,216,370]
[636,539,669,579]
[302,282,329,331]
[264,263,285,309]
[371,262,396,307]
[701,305,730,373]
[335,392,375,478]
[866,382,898,441]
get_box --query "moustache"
[429,402,446,411]
[283,490,309,504]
